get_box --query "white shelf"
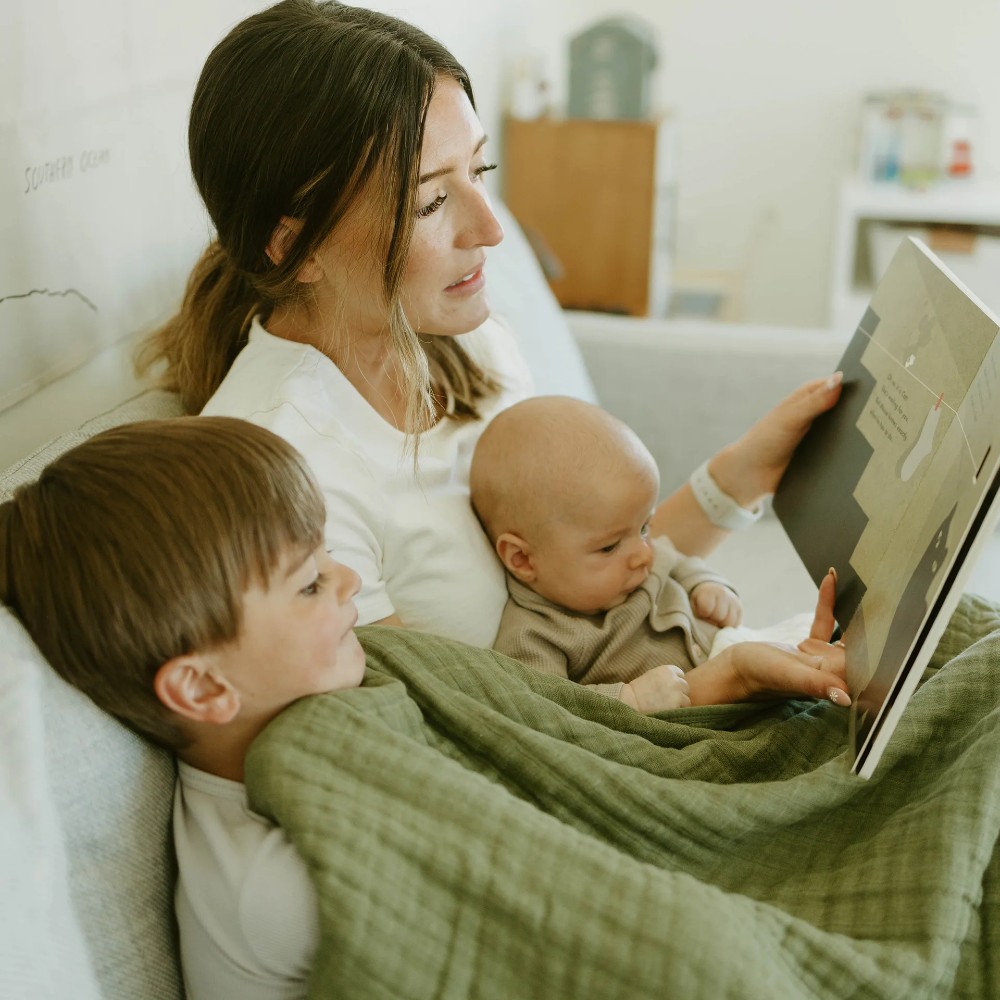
[830,179,1000,333]
[840,179,1000,224]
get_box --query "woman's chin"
[413,298,492,338]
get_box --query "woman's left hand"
[709,372,844,509]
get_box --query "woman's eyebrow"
[419,134,488,184]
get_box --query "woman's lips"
[445,266,485,294]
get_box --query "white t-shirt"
[202,317,532,647]
[173,762,316,1000]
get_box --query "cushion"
[0,388,186,1000]
[0,621,102,1000]
[488,199,598,403]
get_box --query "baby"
[470,395,805,715]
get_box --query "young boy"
[0,416,360,999]
[0,414,848,1000]
[470,395,814,714]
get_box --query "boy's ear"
[154,655,240,727]
[496,532,536,582]
[265,216,322,283]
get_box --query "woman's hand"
[649,372,844,558]
[709,372,844,510]
[685,569,850,707]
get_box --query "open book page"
[773,237,1000,777]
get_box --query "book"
[772,236,1000,778]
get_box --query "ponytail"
[136,242,262,413]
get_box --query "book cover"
[773,237,1000,778]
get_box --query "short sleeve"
[261,401,397,625]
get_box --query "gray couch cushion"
[1,388,186,1000]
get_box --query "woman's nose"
[460,188,504,249]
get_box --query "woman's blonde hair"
[0,417,326,751]
[137,0,500,432]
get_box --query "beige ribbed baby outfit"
[493,537,734,701]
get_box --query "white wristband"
[689,460,764,531]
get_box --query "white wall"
[530,0,1000,328]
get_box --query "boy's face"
[526,465,659,615]
[212,545,365,724]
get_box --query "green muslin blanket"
[245,594,1000,1000]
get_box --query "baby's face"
[528,467,659,615]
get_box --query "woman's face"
[401,76,504,336]
[301,77,503,342]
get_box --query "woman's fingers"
[712,372,844,505]
[808,567,838,642]
[729,641,851,705]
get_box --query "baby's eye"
[640,522,651,538]
[599,541,620,554]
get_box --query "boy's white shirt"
[173,761,316,1000]
[202,315,533,647]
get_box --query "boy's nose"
[340,566,362,600]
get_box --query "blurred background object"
[856,90,979,188]
[567,17,658,121]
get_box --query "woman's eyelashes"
[417,194,446,218]
[415,162,498,218]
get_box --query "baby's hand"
[691,582,743,627]
[621,664,691,714]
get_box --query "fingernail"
[826,371,844,390]
[827,687,851,707]
[828,566,838,584]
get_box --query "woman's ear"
[496,532,536,582]
[265,216,322,283]
[154,655,240,727]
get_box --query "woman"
[140,0,845,700]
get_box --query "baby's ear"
[154,655,240,726]
[496,532,536,582]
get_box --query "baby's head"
[0,417,364,753]
[470,396,660,614]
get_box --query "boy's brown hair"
[0,416,325,750]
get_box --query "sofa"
[0,202,848,999]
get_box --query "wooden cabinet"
[502,116,675,317]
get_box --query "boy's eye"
[301,572,327,596]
